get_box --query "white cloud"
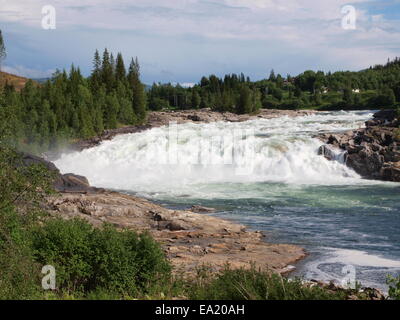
[0,0,399,79]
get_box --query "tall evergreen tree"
[91,49,102,91]
[101,48,114,92]
[191,90,201,109]
[237,86,252,114]
[115,53,126,82]
[128,57,147,123]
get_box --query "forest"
[0,25,400,153]
[0,47,147,153]
[148,59,400,113]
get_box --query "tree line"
[148,58,400,112]
[148,73,262,114]
[0,46,147,153]
[1,24,400,153]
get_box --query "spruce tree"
[237,85,252,114]
[115,53,126,82]
[128,57,147,123]
[101,49,114,92]
[91,49,102,91]
[191,89,201,109]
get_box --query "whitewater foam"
[55,111,374,195]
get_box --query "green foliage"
[0,143,53,299]
[0,48,147,154]
[148,57,400,113]
[387,275,400,300]
[31,218,171,296]
[188,266,347,300]
[0,140,172,300]
[129,57,147,123]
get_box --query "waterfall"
[55,111,373,195]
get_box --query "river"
[55,110,400,291]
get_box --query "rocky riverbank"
[46,191,306,275]
[70,108,316,152]
[24,152,306,275]
[318,109,400,182]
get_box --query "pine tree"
[115,53,126,82]
[128,57,147,123]
[191,89,201,109]
[269,69,276,82]
[101,49,114,92]
[237,86,252,114]
[105,93,119,129]
[252,89,262,113]
[91,49,102,91]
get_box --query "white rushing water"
[55,111,374,196]
[55,110,400,290]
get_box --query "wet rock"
[165,221,189,231]
[319,109,400,182]
[318,145,337,161]
[190,205,216,213]
[21,152,98,193]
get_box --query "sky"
[0,0,400,85]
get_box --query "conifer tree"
[115,53,126,82]
[128,57,147,123]
[91,49,102,91]
[191,90,201,109]
[237,85,252,114]
[101,49,114,92]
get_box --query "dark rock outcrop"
[21,153,100,193]
[317,145,338,161]
[319,110,400,182]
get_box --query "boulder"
[190,205,216,213]
[21,152,97,193]
[319,110,400,182]
[318,145,338,161]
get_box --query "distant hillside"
[32,77,50,84]
[0,71,35,91]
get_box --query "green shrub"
[0,205,43,300]
[396,105,400,119]
[31,218,94,292]
[0,145,52,300]
[31,218,171,296]
[188,266,347,300]
[387,275,400,300]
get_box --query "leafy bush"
[188,266,347,300]
[31,218,171,296]
[0,144,53,299]
[387,275,400,300]
[396,105,400,119]
[0,240,41,300]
